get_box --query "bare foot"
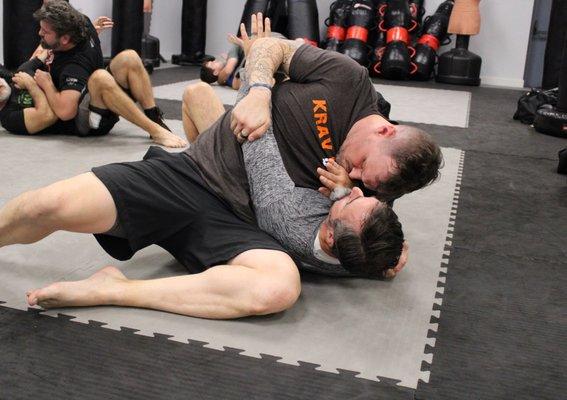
[27,266,127,309]
[150,126,187,148]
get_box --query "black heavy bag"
[324,0,353,52]
[534,30,567,138]
[142,6,161,67]
[238,0,270,35]
[3,0,42,70]
[379,0,418,80]
[287,0,320,46]
[369,0,388,76]
[340,0,375,66]
[411,0,454,81]
[112,0,144,56]
[172,0,211,65]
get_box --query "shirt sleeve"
[58,63,89,92]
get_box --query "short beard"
[40,38,60,50]
[330,186,351,202]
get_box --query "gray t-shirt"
[238,83,352,276]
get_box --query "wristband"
[249,82,272,91]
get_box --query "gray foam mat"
[0,118,463,388]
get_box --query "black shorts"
[0,102,29,135]
[92,146,285,272]
[0,91,118,137]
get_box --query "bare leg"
[88,69,186,148]
[27,249,301,319]
[109,50,156,109]
[0,172,117,247]
[182,82,225,143]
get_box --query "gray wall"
[1,0,534,88]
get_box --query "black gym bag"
[513,87,559,124]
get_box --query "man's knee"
[88,69,117,92]
[112,49,143,71]
[182,82,213,105]
[251,265,301,315]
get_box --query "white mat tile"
[153,80,470,127]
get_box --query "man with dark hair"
[183,79,404,279]
[0,0,185,147]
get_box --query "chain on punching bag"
[3,0,43,70]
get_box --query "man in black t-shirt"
[0,1,185,148]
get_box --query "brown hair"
[200,60,218,84]
[332,205,404,279]
[34,0,87,44]
[376,126,443,201]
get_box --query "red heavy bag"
[378,0,418,80]
[324,0,353,52]
[411,0,454,81]
[340,0,375,66]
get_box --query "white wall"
[0,0,534,88]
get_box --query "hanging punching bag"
[3,0,43,70]
[172,0,211,65]
[111,0,144,56]
[287,0,320,46]
[238,0,270,35]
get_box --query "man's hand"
[34,69,54,91]
[228,12,271,57]
[230,88,271,143]
[12,72,35,90]
[383,241,409,279]
[93,16,114,34]
[317,159,354,198]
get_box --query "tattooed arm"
[230,37,302,142]
[245,37,302,86]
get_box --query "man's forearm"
[42,85,77,121]
[245,37,300,86]
[26,82,52,114]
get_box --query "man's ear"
[376,124,396,137]
[322,221,335,249]
[60,34,72,46]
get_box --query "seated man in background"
[0,0,185,147]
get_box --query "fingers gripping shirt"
[238,82,352,276]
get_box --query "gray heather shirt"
[238,85,352,276]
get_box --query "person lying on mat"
[0,51,60,135]
[0,14,435,320]
[0,0,185,147]
[184,78,406,279]
[184,15,409,278]
[199,17,287,91]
